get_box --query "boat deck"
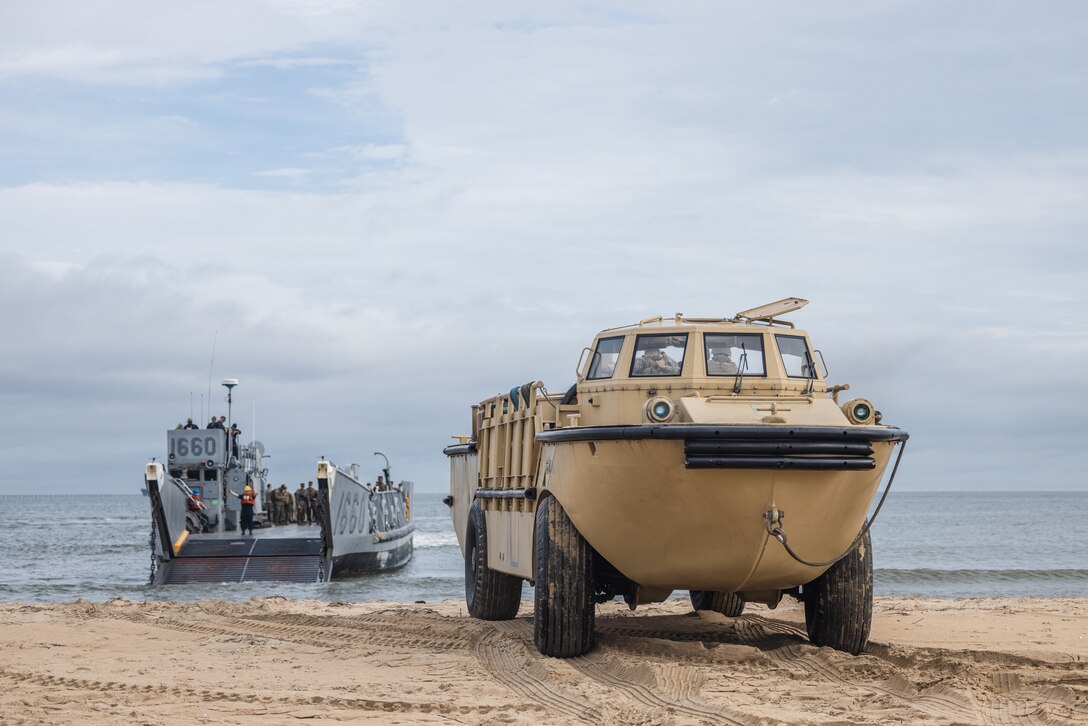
[183,522,321,543]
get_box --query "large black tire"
[465,501,522,620]
[803,528,873,654]
[689,589,746,617]
[533,497,595,657]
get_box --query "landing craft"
[145,380,413,584]
[444,298,908,656]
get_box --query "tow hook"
[763,508,785,534]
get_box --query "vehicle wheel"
[689,590,746,617]
[803,527,873,654]
[533,496,595,657]
[465,501,522,620]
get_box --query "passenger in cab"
[707,345,738,375]
[634,347,679,375]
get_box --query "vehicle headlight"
[645,396,675,423]
[842,398,875,425]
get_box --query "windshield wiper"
[732,343,749,394]
[803,350,816,395]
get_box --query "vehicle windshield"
[630,334,687,377]
[776,334,818,378]
[587,336,623,380]
[704,333,766,376]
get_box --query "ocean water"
[0,492,1084,604]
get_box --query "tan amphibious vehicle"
[444,298,908,657]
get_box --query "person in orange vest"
[229,484,257,535]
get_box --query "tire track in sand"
[989,672,1088,720]
[490,618,755,726]
[0,665,545,718]
[735,616,1088,726]
[473,624,600,723]
[600,612,982,724]
[568,650,755,726]
[750,613,1088,724]
[86,606,474,653]
[734,618,980,723]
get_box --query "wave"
[876,568,1088,584]
[413,531,459,549]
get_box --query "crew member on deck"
[229,423,241,458]
[229,484,257,536]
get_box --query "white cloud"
[341,143,407,161]
[1,3,1087,493]
[252,167,313,179]
[0,0,377,84]
[238,56,355,69]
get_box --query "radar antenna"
[222,379,238,430]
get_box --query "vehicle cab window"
[775,334,818,378]
[630,334,687,377]
[587,336,624,380]
[704,333,766,376]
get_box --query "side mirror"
[575,347,593,382]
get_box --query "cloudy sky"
[1,1,1085,494]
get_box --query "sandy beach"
[1,596,1084,725]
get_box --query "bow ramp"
[160,531,324,584]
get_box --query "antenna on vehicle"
[374,451,391,484]
[206,330,218,422]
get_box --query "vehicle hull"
[320,463,414,580]
[329,535,414,576]
[540,432,900,592]
[147,458,414,584]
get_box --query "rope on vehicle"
[765,439,908,568]
[538,383,562,410]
